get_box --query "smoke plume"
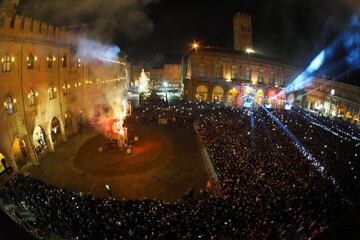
[76,38,121,61]
[18,0,158,41]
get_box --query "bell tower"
[233,12,253,51]
[0,0,20,16]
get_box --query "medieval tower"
[0,0,19,16]
[233,12,253,51]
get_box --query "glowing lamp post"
[163,81,169,103]
[246,48,255,54]
[181,41,200,98]
[330,89,336,117]
[192,41,199,51]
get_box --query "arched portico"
[195,85,209,101]
[12,137,31,170]
[48,116,66,151]
[33,125,49,156]
[212,85,224,103]
[227,88,239,107]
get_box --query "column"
[46,132,55,152]
[24,134,39,166]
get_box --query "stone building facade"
[184,47,299,107]
[304,79,360,124]
[0,13,127,172]
[184,12,360,125]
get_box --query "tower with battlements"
[233,12,253,51]
[0,0,19,16]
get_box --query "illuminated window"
[2,54,11,72]
[77,58,81,68]
[27,54,35,69]
[28,89,36,106]
[215,64,223,78]
[258,69,264,83]
[48,84,56,100]
[47,55,54,68]
[199,63,206,77]
[62,55,67,68]
[231,65,238,79]
[63,81,69,95]
[245,67,251,81]
[269,72,275,84]
[4,95,15,115]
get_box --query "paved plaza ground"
[28,122,209,202]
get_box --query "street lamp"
[163,81,169,103]
[246,48,255,54]
[181,41,200,99]
[192,41,199,51]
[329,89,335,117]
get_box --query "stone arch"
[227,88,239,107]
[346,111,352,120]
[212,85,224,103]
[33,125,49,157]
[255,89,265,106]
[12,137,31,170]
[195,85,209,101]
[48,116,66,150]
[0,152,8,175]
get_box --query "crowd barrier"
[193,123,222,195]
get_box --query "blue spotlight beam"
[294,106,360,142]
[280,14,360,96]
[256,101,352,205]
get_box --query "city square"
[1,0,360,239]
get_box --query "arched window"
[47,55,54,68]
[62,55,67,68]
[215,64,223,78]
[258,69,264,84]
[199,63,206,77]
[245,67,251,81]
[231,65,238,80]
[4,95,16,115]
[28,89,36,106]
[269,72,275,85]
[48,84,56,100]
[2,54,12,72]
[27,54,35,69]
[77,58,81,68]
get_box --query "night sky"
[18,0,359,83]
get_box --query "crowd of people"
[1,101,359,239]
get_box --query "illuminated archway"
[195,85,209,101]
[212,86,224,102]
[12,137,30,169]
[227,88,239,107]
[0,153,7,175]
[50,116,65,147]
[346,111,352,120]
[254,89,265,106]
[33,125,48,155]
